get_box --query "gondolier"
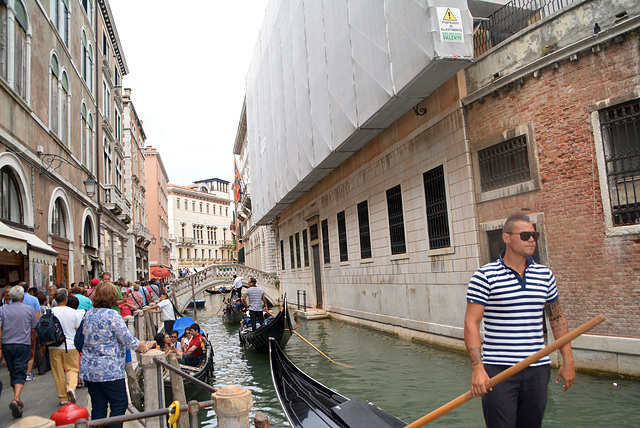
[464,212,575,428]
[242,278,268,332]
[232,275,244,299]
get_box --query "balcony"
[162,238,171,251]
[103,184,124,215]
[177,237,194,246]
[219,240,234,249]
[118,199,132,224]
[134,225,151,244]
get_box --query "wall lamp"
[151,236,157,244]
[39,152,97,198]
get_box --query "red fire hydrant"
[50,403,90,426]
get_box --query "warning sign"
[437,7,464,43]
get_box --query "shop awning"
[12,228,58,266]
[0,221,28,255]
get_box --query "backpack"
[35,309,67,351]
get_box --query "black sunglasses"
[506,231,539,241]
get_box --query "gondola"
[204,286,233,295]
[222,300,245,324]
[238,296,292,353]
[165,317,214,385]
[269,338,406,428]
[186,299,206,308]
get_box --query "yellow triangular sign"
[443,8,457,21]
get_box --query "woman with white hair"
[0,285,39,418]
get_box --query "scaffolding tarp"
[246,0,474,224]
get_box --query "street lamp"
[151,236,156,244]
[83,179,97,198]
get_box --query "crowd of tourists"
[0,272,173,425]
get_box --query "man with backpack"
[48,288,83,405]
[0,285,39,418]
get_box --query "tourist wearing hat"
[86,278,100,301]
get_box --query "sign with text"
[438,7,464,43]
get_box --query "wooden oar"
[215,289,235,315]
[290,329,353,368]
[405,314,606,428]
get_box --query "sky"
[109,0,269,186]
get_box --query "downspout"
[94,3,101,255]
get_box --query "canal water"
[182,292,640,427]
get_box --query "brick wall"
[466,36,640,338]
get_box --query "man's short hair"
[101,271,111,280]
[18,281,28,292]
[71,286,83,295]
[55,288,69,304]
[503,213,532,233]
[160,292,168,298]
[250,277,257,285]
[67,295,79,310]
[78,281,85,287]
[190,323,200,333]
[9,285,24,302]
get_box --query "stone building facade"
[0,0,131,287]
[144,146,170,270]
[168,179,234,271]
[245,0,640,376]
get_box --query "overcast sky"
[109,0,269,186]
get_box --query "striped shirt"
[466,254,558,366]
[244,286,264,311]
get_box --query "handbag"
[74,319,85,353]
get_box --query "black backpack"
[35,309,67,351]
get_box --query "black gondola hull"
[269,338,406,428]
[239,299,292,353]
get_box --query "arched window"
[81,102,94,171]
[13,0,27,98]
[83,217,94,248]
[51,0,69,46]
[0,167,23,224]
[50,55,59,135]
[82,0,93,28]
[51,198,66,238]
[81,29,93,91]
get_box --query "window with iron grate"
[302,230,310,267]
[295,232,301,268]
[600,98,640,226]
[386,185,406,254]
[321,219,330,264]
[423,165,451,250]
[337,211,348,262]
[280,240,285,271]
[357,201,372,259]
[289,235,295,269]
[478,135,530,192]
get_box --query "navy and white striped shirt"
[466,254,558,366]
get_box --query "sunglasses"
[505,231,539,241]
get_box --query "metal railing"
[473,0,577,57]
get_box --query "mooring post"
[254,411,271,428]
[211,385,253,428]
[141,350,165,428]
[168,353,189,428]
[134,310,145,343]
[191,275,197,315]
[188,400,200,428]
[124,315,135,336]
[144,309,155,340]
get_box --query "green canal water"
[182,293,640,427]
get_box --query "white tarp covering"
[247,0,474,224]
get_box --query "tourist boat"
[269,338,406,428]
[238,297,292,353]
[186,299,206,308]
[204,286,233,295]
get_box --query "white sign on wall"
[438,7,464,42]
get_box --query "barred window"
[600,99,640,225]
[423,165,451,249]
[280,240,285,270]
[289,235,295,269]
[321,219,330,264]
[302,229,310,267]
[357,201,372,259]
[295,232,301,268]
[337,211,348,262]
[478,135,530,191]
[386,185,406,254]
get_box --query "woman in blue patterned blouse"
[79,283,149,426]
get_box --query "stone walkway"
[0,361,142,427]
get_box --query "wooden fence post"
[167,353,189,428]
[141,350,165,428]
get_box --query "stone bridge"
[168,263,280,313]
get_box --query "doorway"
[312,244,323,308]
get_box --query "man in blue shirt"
[464,213,575,428]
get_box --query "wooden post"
[167,353,189,428]
[190,276,197,315]
[125,360,143,411]
[254,412,271,428]
[212,385,253,428]
[144,309,155,341]
[134,310,145,343]
[141,350,164,428]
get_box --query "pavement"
[0,360,142,427]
